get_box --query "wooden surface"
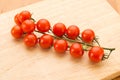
[0,0,120,80]
[0,0,39,14]
[108,0,120,14]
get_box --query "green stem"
[65,36,115,51]
[34,30,45,34]
[34,30,115,52]
[31,18,36,22]
[102,50,113,60]
[78,36,83,41]
[78,35,100,46]
[94,37,100,46]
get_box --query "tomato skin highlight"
[70,43,84,58]
[21,20,35,33]
[39,34,53,49]
[37,19,50,32]
[14,14,21,26]
[18,10,31,23]
[54,40,68,53]
[66,25,80,39]
[53,23,66,37]
[88,46,104,62]
[82,29,95,43]
[24,33,37,47]
[11,25,23,39]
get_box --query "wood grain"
[0,0,40,14]
[108,0,120,14]
[0,0,120,80]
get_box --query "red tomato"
[11,25,23,39]
[70,43,84,58]
[14,14,21,26]
[21,20,35,33]
[53,23,66,37]
[37,19,50,32]
[81,29,95,43]
[18,10,31,23]
[24,33,37,47]
[54,40,68,53]
[88,46,104,62]
[39,34,53,49]
[66,25,80,39]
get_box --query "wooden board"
[0,0,39,13]
[108,0,120,14]
[0,0,120,80]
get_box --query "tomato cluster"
[11,10,115,63]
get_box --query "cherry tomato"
[14,14,21,25]
[18,10,31,23]
[70,43,84,58]
[66,25,80,39]
[21,20,35,33]
[81,29,95,43]
[54,40,68,53]
[37,19,50,32]
[24,33,37,47]
[88,46,104,62]
[39,34,53,49]
[11,25,23,39]
[53,23,66,37]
